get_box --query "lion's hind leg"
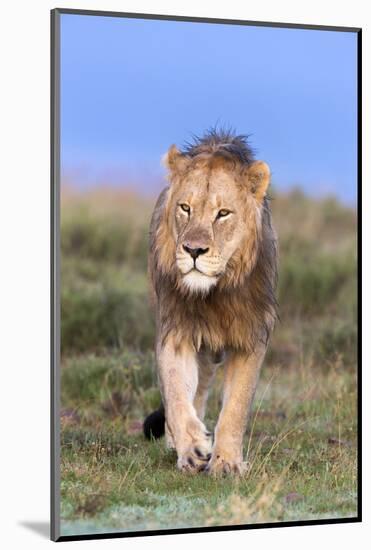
[194,348,224,422]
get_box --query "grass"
[60,358,357,535]
[59,185,358,535]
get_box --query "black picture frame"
[51,8,362,542]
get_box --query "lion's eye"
[180,203,190,213]
[217,209,231,219]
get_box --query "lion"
[143,129,278,475]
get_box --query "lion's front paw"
[205,452,247,476]
[177,433,213,474]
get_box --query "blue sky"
[60,14,358,203]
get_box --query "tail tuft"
[143,405,165,439]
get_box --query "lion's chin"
[182,270,218,295]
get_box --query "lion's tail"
[143,404,165,439]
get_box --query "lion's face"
[163,148,271,294]
[173,166,251,293]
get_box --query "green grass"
[59,186,358,535]
[60,359,357,535]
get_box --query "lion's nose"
[183,244,209,260]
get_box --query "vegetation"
[60,185,358,536]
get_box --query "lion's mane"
[148,129,278,355]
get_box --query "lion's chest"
[185,298,252,352]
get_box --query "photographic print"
[51,9,361,541]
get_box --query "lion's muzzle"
[182,243,209,260]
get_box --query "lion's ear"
[245,161,270,202]
[162,145,189,178]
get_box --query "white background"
[0,0,367,548]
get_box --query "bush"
[278,245,356,316]
[60,186,357,367]
[61,262,155,354]
[61,350,161,420]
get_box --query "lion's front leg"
[157,336,213,473]
[207,346,266,476]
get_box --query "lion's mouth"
[185,261,208,274]
[176,254,223,279]
[186,266,203,275]
[185,266,222,278]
